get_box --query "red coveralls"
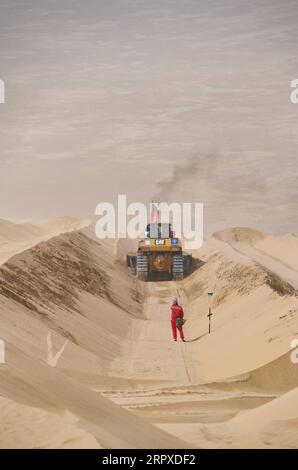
[171,304,185,340]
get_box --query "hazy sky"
[0,0,298,233]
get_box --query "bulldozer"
[127,222,193,281]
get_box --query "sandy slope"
[212,228,298,288]
[0,396,101,449]
[0,221,297,448]
[226,387,298,448]
[0,217,90,265]
[213,227,298,271]
[0,346,187,449]
[0,221,188,448]
[159,387,298,449]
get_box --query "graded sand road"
[110,281,193,385]
[0,222,297,448]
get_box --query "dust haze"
[154,151,283,234]
[0,0,298,235]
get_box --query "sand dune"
[0,222,297,448]
[213,228,298,271]
[213,227,265,246]
[181,236,298,382]
[0,216,90,265]
[255,234,298,271]
[212,227,298,288]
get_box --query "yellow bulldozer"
[127,222,193,281]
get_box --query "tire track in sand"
[110,280,192,386]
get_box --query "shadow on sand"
[185,333,208,343]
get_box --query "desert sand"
[0,220,297,448]
[0,217,90,265]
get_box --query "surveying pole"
[207,292,214,334]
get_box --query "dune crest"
[0,216,90,265]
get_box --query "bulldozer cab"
[146,223,173,239]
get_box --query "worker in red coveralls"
[171,297,185,342]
